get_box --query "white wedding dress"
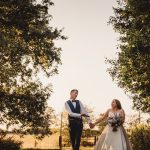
[94,111,132,150]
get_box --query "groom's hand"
[81,113,89,117]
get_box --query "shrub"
[0,137,22,150]
[129,124,150,150]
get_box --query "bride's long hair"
[114,99,122,110]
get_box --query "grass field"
[6,133,94,150]
[22,148,93,150]
[7,133,59,149]
[62,147,93,150]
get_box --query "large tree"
[0,0,65,136]
[107,0,150,114]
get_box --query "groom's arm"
[79,101,91,124]
[65,102,81,118]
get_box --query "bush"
[0,137,22,150]
[129,124,150,150]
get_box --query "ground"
[22,148,93,150]
[63,147,93,150]
[7,133,94,150]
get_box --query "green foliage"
[129,124,150,150]
[0,137,22,150]
[0,0,65,136]
[107,0,150,113]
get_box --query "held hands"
[89,123,95,129]
[80,113,95,129]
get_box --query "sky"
[43,0,137,116]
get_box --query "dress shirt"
[65,99,91,124]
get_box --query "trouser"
[69,120,83,150]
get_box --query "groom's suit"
[65,99,91,150]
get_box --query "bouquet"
[108,116,122,132]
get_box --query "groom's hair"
[70,89,78,93]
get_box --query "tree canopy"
[107,0,150,113]
[0,0,65,136]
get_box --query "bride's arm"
[94,109,110,125]
[121,109,125,124]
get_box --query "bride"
[91,99,132,150]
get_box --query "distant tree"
[107,0,150,113]
[60,111,70,147]
[0,0,66,137]
[126,114,142,127]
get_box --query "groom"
[65,89,92,150]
